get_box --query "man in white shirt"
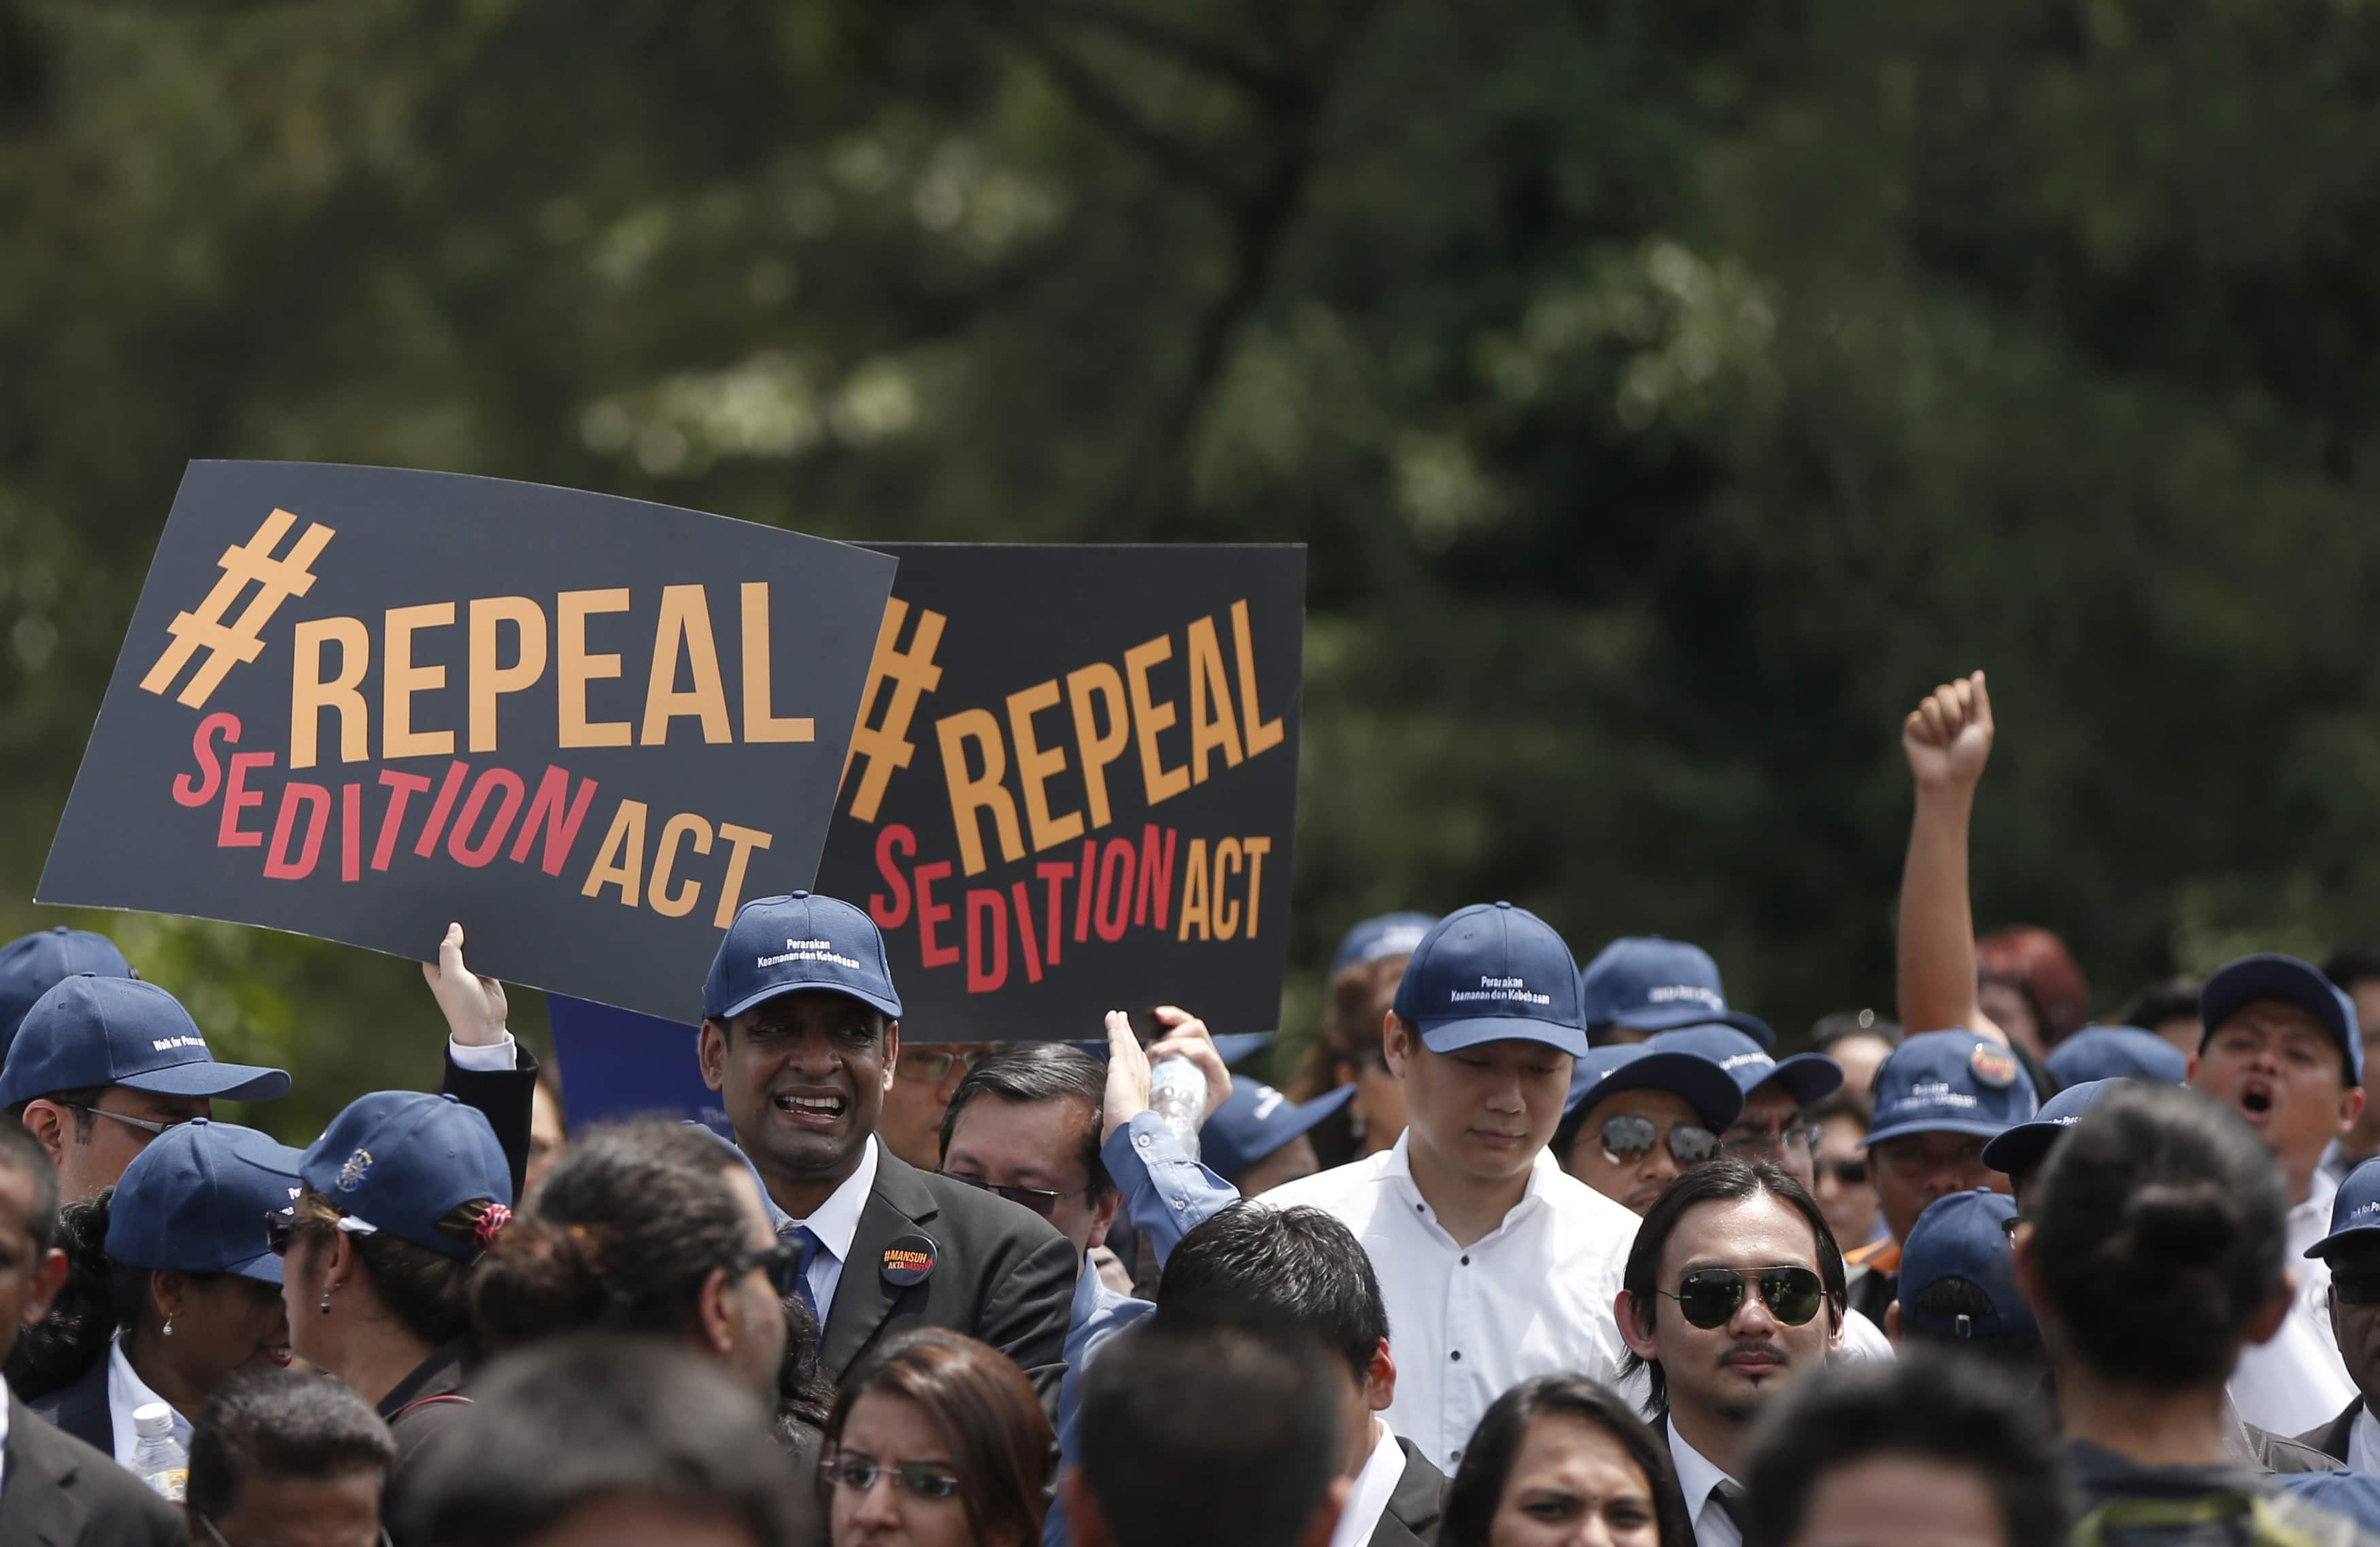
[1267,900,1639,1474]
[2188,953,2367,1435]
[1614,1158,1848,1547]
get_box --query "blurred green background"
[7,0,2380,1141]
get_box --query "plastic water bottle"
[130,1401,187,1501]
[1149,1054,1208,1162]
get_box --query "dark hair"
[1078,1321,1342,1547]
[1742,1354,2071,1547]
[187,1366,395,1520]
[2118,976,2204,1034]
[1808,1089,1869,1134]
[1977,926,2092,1048]
[6,1083,106,1140]
[1442,1374,1693,1547]
[1620,1159,1846,1416]
[1157,1202,1389,1382]
[821,1329,1052,1546]
[0,1118,60,1251]
[2028,1082,2286,1388]
[1294,955,1407,1098]
[1904,1275,2045,1365]
[2326,950,2380,996]
[400,1333,806,1547]
[1812,1011,1903,1054]
[292,1187,488,1348]
[940,1044,1111,1197]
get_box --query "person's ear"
[152,1268,189,1332]
[692,1265,738,1361]
[1293,1476,1351,1547]
[2340,1085,2368,1137]
[2244,1271,2295,1349]
[881,1021,902,1094]
[20,1246,67,1326]
[1364,1338,1397,1412]
[1085,1187,1122,1253]
[1063,1471,1114,1547]
[2010,1222,2049,1316]
[698,1019,730,1094]
[2186,1051,2200,1085]
[1382,1015,1415,1080]
[1615,1289,1659,1360]
[19,1102,69,1168]
[1884,1300,1903,1346]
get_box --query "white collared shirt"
[1326,1421,1406,1547]
[106,1335,190,1468]
[2230,1170,2356,1435]
[1667,1423,1741,1547]
[2351,1404,2380,1476]
[794,1134,881,1321]
[0,1370,10,1504]
[1264,1133,1637,1473]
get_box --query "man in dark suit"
[2296,1157,2380,1469]
[698,891,1075,1397]
[0,1120,181,1544]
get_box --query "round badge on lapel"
[882,1234,938,1288]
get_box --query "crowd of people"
[3,669,2380,1546]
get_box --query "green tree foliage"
[5,0,2379,1133]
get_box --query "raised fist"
[1903,670,1994,792]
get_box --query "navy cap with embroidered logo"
[1898,1189,2036,1341]
[2307,1155,2380,1259]
[299,1091,511,1263]
[0,928,133,1054]
[1577,936,1774,1047]
[107,1119,303,1285]
[1201,1079,1357,1180]
[2045,1025,2188,1089]
[1980,1077,2122,1178]
[2200,953,2362,1087]
[1391,902,1588,1057]
[704,891,902,1024]
[1645,1023,1843,1110]
[1562,1044,1745,1135]
[1862,1030,2038,1148]
[0,974,289,1109]
[1330,913,1439,977]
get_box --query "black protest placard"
[814,545,1304,1042]
[39,462,894,1022]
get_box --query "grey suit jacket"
[1,1393,183,1546]
[1369,1438,1448,1547]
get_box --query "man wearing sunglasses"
[1615,1157,1848,1547]
[1552,1042,1744,1214]
[2296,1157,2380,1472]
[0,975,289,1205]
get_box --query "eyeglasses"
[65,1105,188,1138]
[1654,1265,1829,1329]
[937,1171,1090,1219]
[821,1452,962,1501]
[1816,1156,1870,1187]
[1724,1121,1822,1161]
[1999,1213,2027,1244]
[734,1240,807,1298]
[898,1047,984,1084]
[197,1515,393,1547]
[265,1207,299,1256]
[1875,1137,1992,1181]
[1597,1115,1720,1168]
[2334,1270,2380,1306]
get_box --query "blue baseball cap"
[704,891,902,1023]
[1391,902,1588,1057]
[1898,1189,2036,1340]
[1578,936,1774,1046]
[1645,1024,1844,1110]
[0,928,133,1051]
[2045,1025,2187,1088]
[2200,953,2362,1086]
[1863,1030,2038,1147]
[1330,913,1438,977]
[1563,1044,1746,1134]
[1201,1080,1357,1179]
[107,1119,302,1284]
[0,975,289,1108]
[2307,1155,2380,1259]
[299,1091,511,1262]
[2281,1474,2380,1537]
[1980,1077,2122,1178]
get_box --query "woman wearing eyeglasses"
[274,1091,510,1536]
[15,1119,301,1472]
[1440,1374,1694,1547]
[821,1327,1053,1547]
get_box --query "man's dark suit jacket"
[2298,1399,2364,1466]
[813,1149,1076,1401]
[24,1353,107,1456]
[439,1042,540,1202]
[0,1393,182,1546]
[1370,1438,1448,1547]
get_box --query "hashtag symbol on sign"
[840,596,947,822]
[139,507,336,710]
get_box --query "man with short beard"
[1614,1158,1848,1547]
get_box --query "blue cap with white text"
[2200,953,2362,1087]
[704,891,903,1023]
[1201,1080,1357,1180]
[1578,936,1774,1046]
[1899,1189,2036,1340]
[2307,1155,2380,1259]
[299,1091,511,1262]
[1392,902,1588,1057]
[1646,1023,1843,1109]
[1330,913,1439,977]
[2045,1025,2187,1089]
[0,975,289,1108]
[0,928,133,1055]
[1562,1044,1746,1134]
[107,1119,303,1284]
[1979,1077,2122,1178]
[1863,1030,2037,1147]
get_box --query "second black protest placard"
[815,544,1305,1042]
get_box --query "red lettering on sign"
[871,825,916,930]
[373,770,433,871]
[449,766,526,868]
[341,783,362,881]
[966,889,1008,993]
[174,713,241,807]
[413,760,471,858]
[1093,838,1134,944]
[1036,861,1072,968]
[915,862,959,969]
[263,783,330,879]
[219,753,275,848]
[1010,881,1043,984]
[508,765,599,876]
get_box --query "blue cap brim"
[1210,1032,1275,1067]
[1980,1120,2063,1176]
[1418,1017,1589,1058]
[224,1248,284,1285]
[116,1062,291,1102]
[1752,1053,1843,1107]
[1603,1002,1733,1034]
[717,981,904,1023]
[1565,1051,1746,1134]
[1864,1116,2016,1148]
[2307,1223,2380,1259]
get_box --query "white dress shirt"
[794,1134,881,1321]
[1667,1422,1741,1547]
[1264,1133,1638,1473]
[2351,1404,2380,1476]
[0,1372,11,1505]
[2229,1170,2357,1435]
[1326,1420,1407,1547]
[106,1335,190,1467]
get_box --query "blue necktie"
[787,1224,822,1321]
